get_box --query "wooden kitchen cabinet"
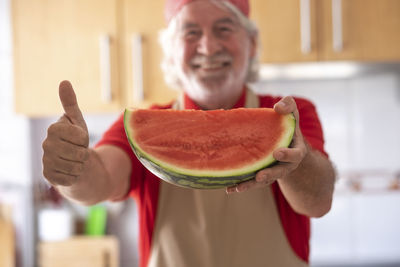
[120,0,176,108]
[12,0,176,117]
[38,236,119,267]
[250,0,400,63]
[250,0,319,63]
[317,0,400,61]
[12,0,122,116]
[0,204,15,267]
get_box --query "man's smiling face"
[172,0,256,109]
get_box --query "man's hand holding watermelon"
[226,95,334,217]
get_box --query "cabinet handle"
[300,0,311,54]
[132,34,144,103]
[99,35,112,103]
[332,0,343,52]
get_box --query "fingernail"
[274,102,286,110]
[226,187,235,194]
[237,185,247,192]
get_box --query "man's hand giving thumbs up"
[41,81,131,205]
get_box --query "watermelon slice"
[124,108,295,189]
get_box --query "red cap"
[165,0,249,22]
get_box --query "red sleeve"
[295,97,328,157]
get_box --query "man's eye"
[217,26,234,36]
[185,30,200,39]
[219,27,232,32]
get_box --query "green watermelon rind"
[124,109,295,189]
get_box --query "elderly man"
[42,0,335,266]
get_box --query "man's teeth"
[196,62,229,69]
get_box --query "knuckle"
[42,139,57,153]
[47,123,62,136]
[297,145,307,159]
[42,139,50,151]
[70,126,89,147]
[42,156,53,170]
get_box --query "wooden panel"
[250,0,318,63]
[38,236,119,267]
[0,204,15,267]
[121,0,177,108]
[317,0,400,61]
[12,0,122,117]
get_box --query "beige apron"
[148,89,308,267]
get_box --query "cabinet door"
[318,0,400,61]
[250,0,318,63]
[12,0,122,116]
[121,0,177,108]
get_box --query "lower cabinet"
[38,236,119,267]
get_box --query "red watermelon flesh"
[124,108,295,189]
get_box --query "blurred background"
[1,0,399,266]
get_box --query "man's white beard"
[176,53,249,108]
[182,69,246,109]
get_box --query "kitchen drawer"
[38,236,119,267]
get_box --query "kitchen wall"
[1,0,400,266]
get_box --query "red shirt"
[96,91,327,267]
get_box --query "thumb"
[59,80,88,131]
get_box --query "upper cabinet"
[250,0,400,63]
[12,0,400,116]
[317,0,400,61]
[12,0,176,117]
[250,0,319,62]
[120,0,175,109]
[12,0,122,116]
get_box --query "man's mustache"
[190,53,232,66]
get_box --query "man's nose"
[197,33,222,55]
